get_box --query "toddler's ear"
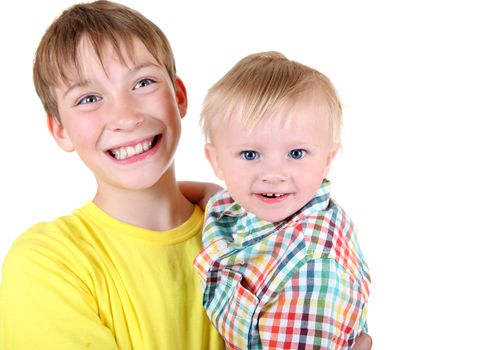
[324,143,340,175]
[204,144,224,180]
[47,114,75,152]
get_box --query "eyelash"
[240,150,259,161]
[76,95,101,106]
[134,78,156,89]
[240,149,307,161]
[289,149,307,159]
[74,78,157,106]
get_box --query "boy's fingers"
[353,333,372,350]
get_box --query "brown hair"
[201,51,342,144]
[33,0,176,120]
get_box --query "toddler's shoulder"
[301,199,356,247]
[300,200,369,284]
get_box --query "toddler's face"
[206,94,337,222]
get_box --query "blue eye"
[241,150,259,161]
[289,149,306,159]
[77,95,101,105]
[135,78,155,89]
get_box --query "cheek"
[156,93,181,120]
[223,168,244,188]
[216,157,242,179]
[222,166,250,195]
[295,161,327,187]
[68,120,101,147]
[56,100,106,151]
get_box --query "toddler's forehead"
[207,90,334,144]
[244,94,330,126]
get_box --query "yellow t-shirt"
[0,202,224,350]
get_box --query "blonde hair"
[201,51,342,144]
[33,0,176,120]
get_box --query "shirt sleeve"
[0,238,118,350]
[257,258,368,350]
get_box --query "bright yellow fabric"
[0,203,224,350]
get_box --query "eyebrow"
[132,62,162,72]
[63,80,92,99]
[62,62,163,98]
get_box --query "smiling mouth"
[261,193,285,198]
[108,135,161,160]
[256,193,290,202]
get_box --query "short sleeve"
[0,236,118,350]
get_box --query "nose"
[106,97,144,131]
[260,160,287,184]
[262,174,286,184]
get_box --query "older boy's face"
[206,94,337,223]
[49,37,187,192]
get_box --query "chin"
[117,176,163,191]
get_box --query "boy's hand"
[353,333,372,350]
[178,181,223,210]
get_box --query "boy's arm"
[178,181,223,210]
[258,259,368,349]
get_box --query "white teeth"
[126,146,135,157]
[135,143,143,154]
[264,193,283,198]
[111,139,153,160]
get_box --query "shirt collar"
[294,179,332,219]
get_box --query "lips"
[255,192,290,203]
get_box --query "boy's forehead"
[60,36,157,85]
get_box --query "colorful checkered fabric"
[194,180,370,349]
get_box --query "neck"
[93,172,194,231]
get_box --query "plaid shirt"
[194,180,370,349]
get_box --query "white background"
[1,1,493,348]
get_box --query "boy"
[0,1,225,349]
[194,52,371,349]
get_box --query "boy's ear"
[204,143,224,180]
[47,114,75,152]
[174,77,188,118]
